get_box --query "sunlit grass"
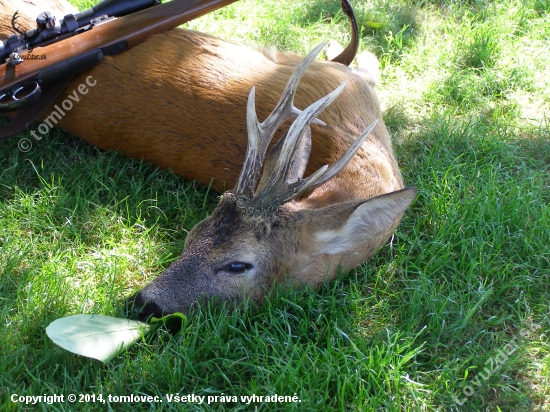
[1,0,549,410]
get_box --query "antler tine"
[233,43,328,198]
[275,83,346,180]
[287,119,379,200]
[251,83,347,208]
[260,42,328,132]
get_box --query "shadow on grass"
[0,116,216,230]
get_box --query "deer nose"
[127,292,165,322]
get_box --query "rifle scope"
[1,0,160,63]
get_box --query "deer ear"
[310,187,417,256]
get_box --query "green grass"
[1,0,549,410]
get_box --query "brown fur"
[54,30,402,206]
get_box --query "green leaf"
[365,21,386,29]
[46,314,155,363]
[150,312,187,326]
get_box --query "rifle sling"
[0,76,73,142]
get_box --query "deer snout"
[126,253,228,321]
[127,291,166,322]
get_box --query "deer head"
[128,44,416,320]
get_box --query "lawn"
[1,0,549,410]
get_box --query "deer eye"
[223,262,253,274]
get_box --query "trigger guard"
[0,81,41,113]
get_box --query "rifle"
[0,0,239,138]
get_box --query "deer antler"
[233,43,379,213]
[233,43,327,199]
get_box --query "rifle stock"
[0,0,239,110]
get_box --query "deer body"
[1,0,415,318]
[50,28,403,207]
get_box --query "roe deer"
[0,0,416,318]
